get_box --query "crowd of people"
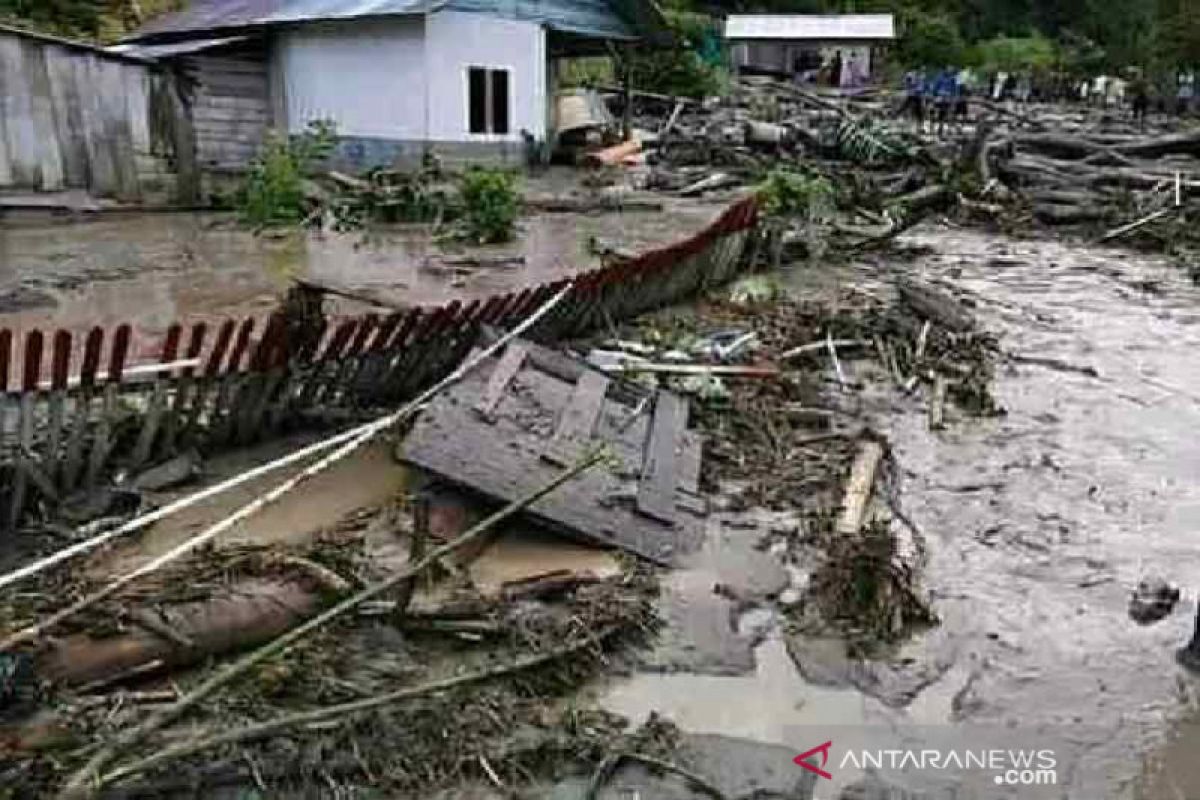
[897,66,1199,128]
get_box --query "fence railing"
[0,195,760,528]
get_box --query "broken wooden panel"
[542,369,609,466]
[637,390,689,524]
[402,339,707,565]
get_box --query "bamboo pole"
[61,447,607,798]
[101,621,619,791]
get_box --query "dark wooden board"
[637,390,688,524]
[543,369,609,466]
[474,343,526,421]
[402,341,705,565]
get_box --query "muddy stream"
[595,228,1200,799]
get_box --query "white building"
[725,14,895,85]
[117,0,668,171]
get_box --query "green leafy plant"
[458,167,519,244]
[757,168,835,222]
[756,167,837,265]
[238,119,337,227]
[832,117,906,165]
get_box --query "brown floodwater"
[595,228,1200,799]
[0,195,718,363]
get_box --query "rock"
[128,449,203,492]
[1128,577,1180,625]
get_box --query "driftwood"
[928,375,947,431]
[896,278,975,333]
[60,448,607,797]
[100,620,623,793]
[835,440,885,536]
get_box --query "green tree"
[896,10,966,68]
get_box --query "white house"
[725,14,895,85]
[117,0,668,171]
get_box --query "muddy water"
[599,231,1200,799]
[882,229,1200,799]
[0,196,714,349]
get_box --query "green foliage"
[238,120,337,228]
[623,10,726,99]
[971,33,1059,73]
[833,117,906,165]
[757,168,835,221]
[458,167,519,244]
[757,167,836,263]
[896,11,966,69]
[558,56,616,89]
[0,0,181,41]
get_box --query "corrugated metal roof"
[725,14,895,42]
[130,0,445,40]
[0,22,155,64]
[109,35,253,59]
[128,0,657,42]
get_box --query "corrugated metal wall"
[0,29,196,204]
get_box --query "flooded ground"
[591,228,1200,799]
[0,177,716,357]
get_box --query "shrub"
[238,120,336,227]
[458,167,520,244]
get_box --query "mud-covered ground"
[586,226,1200,800]
[0,169,716,344]
[6,190,1200,799]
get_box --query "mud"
[0,173,716,350]
[588,226,1200,799]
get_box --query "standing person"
[1178,72,1195,116]
[901,69,925,124]
[1015,72,1032,105]
[1130,70,1150,125]
[830,51,843,88]
[933,66,957,133]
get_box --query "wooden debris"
[929,374,948,431]
[835,439,885,536]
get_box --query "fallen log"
[896,278,975,333]
[524,195,664,213]
[678,172,738,197]
[1033,203,1105,225]
[36,580,324,688]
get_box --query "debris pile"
[991,129,1200,233]
[571,272,998,649]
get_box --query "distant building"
[113,0,669,171]
[724,14,896,85]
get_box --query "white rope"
[0,284,571,599]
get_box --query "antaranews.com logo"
[795,740,1058,788]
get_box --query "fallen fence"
[0,195,759,528]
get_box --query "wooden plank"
[108,324,131,383]
[0,329,11,392]
[129,321,183,467]
[85,383,117,490]
[164,322,206,454]
[62,327,102,492]
[22,330,43,392]
[8,393,33,530]
[238,314,286,443]
[637,390,689,524]
[474,343,527,421]
[45,330,71,486]
[542,369,609,466]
